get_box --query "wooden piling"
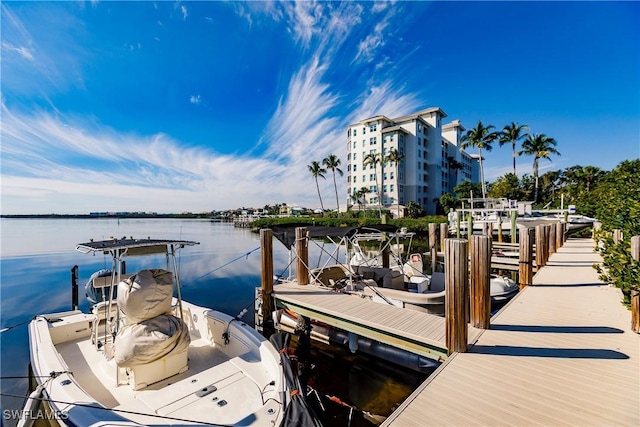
[260,229,275,337]
[536,225,546,268]
[556,222,563,249]
[470,235,491,329]
[549,223,556,254]
[510,211,517,243]
[456,211,461,238]
[613,229,623,244]
[631,236,640,333]
[467,214,473,238]
[445,238,469,354]
[440,223,448,252]
[519,228,534,290]
[429,223,438,274]
[71,265,79,310]
[295,227,309,285]
[497,219,503,243]
[382,234,390,268]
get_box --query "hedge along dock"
[383,237,640,426]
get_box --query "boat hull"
[26,301,286,426]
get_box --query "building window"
[370,185,377,192]
[390,184,394,192]
[370,174,375,181]
[383,185,387,192]
[362,140,365,147]
[363,127,366,134]
[353,141,356,149]
[370,137,377,145]
[353,164,357,171]
[353,129,357,136]
[370,123,377,132]
[383,173,387,180]
[390,172,394,179]
[353,153,357,160]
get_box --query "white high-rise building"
[346,107,480,215]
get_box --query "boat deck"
[383,238,640,426]
[56,335,281,425]
[274,281,482,361]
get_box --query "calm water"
[0,218,425,425]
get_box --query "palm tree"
[499,122,529,175]
[307,161,326,211]
[518,134,560,203]
[446,155,464,188]
[384,148,404,218]
[322,154,343,212]
[355,187,370,212]
[460,121,499,200]
[363,152,383,215]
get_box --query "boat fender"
[348,332,358,353]
[17,384,44,427]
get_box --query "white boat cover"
[114,269,190,367]
[114,313,189,366]
[117,269,173,324]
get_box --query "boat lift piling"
[445,238,469,355]
[295,227,309,286]
[260,229,275,338]
[519,228,535,290]
[470,235,491,330]
[71,265,79,310]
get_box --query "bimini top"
[76,238,199,255]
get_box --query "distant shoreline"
[0,213,213,219]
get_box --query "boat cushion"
[118,269,173,324]
[114,314,190,367]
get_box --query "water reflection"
[0,218,418,426]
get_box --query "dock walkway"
[384,238,640,426]
[273,282,481,361]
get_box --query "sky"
[1,1,639,214]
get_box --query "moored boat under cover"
[25,238,290,426]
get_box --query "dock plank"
[273,281,481,360]
[384,238,640,426]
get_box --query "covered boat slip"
[29,300,284,426]
[273,280,482,361]
[383,238,640,426]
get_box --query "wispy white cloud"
[353,20,389,64]
[181,5,188,20]
[190,94,202,105]
[0,104,325,214]
[1,41,34,61]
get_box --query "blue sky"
[1,1,638,214]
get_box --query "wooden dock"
[273,282,481,362]
[383,238,640,426]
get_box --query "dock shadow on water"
[290,335,432,426]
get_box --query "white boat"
[448,198,596,235]
[23,238,289,426]
[270,224,518,316]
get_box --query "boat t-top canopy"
[270,224,398,250]
[76,238,199,256]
